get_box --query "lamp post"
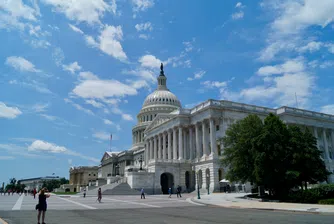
[139,156,143,170]
[196,171,201,199]
[206,173,210,195]
[116,164,120,176]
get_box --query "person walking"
[36,188,50,224]
[177,185,182,198]
[168,187,172,198]
[97,188,102,203]
[83,189,86,198]
[33,188,37,199]
[140,188,145,199]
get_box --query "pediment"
[101,152,111,162]
[145,113,175,133]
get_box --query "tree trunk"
[304,181,307,190]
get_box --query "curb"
[190,197,326,214]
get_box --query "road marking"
[57,196,97,209]
[0,217,8,224]
[103,198,161,208]
[186,198,205,206]
[12,194,24,210]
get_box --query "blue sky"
[1,0,334,185]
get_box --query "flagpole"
[110,134,112,152]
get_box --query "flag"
[110,134,112,140]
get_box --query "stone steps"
[102,183,141,195]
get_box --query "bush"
[285,184,334,204]
[318,199,334,205]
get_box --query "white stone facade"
[96,67,334,194]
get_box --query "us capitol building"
[68,64,334,194]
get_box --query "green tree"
[289,126,330,190]
[221,114,263,184]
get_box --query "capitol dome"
[142,90,181,109]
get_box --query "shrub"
[318,199,334,205]
[285,184,334,204]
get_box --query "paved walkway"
[191,193,334,213]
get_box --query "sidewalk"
[191,193,334,213]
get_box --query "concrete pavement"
[191,192,334,213]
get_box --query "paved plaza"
[1,194,334,224]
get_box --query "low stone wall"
[126,171,156,194]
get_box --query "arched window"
[150,114,153,120]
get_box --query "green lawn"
[53,192,78,195]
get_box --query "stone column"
[168,130,172,160]
[150,138,153,160]
[145,140,149,164]
[202,120,209,157]
[163,132,167,160]
[173,128,178,160]
[154,136,157,160]
[183,129,187,159]
[195,123,201,159]
[323,128,330,160]
[189,127,193,160]
[210,118,217,157]
[137,131,140,143]
[314,127,319,149]
[179,126,183,160]
[158,134,161,159]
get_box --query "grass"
[53,192,78,195]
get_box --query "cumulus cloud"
[79,71,99,80]
[62,61,82,74]
[132,0,154,12]
[122,114,133,121]
[257,58,305,76]
[98,25,127,62]
[139,54,162,68]
[41,0,115,25]
[5,56,41,72]
[0,102,22,119]
[28,140,67,153]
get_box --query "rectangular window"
[216,125,220,131]
[217,144,221,156]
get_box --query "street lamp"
[196,171,201,199]
[139,156,143,170]
[206,173,210,195]
[116,164,120,176]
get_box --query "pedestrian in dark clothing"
[97,188,102,203]
[83,189,86,198]
[177,185,182,198]
[140,188,145,199]
[36,188,50,224]
[168,188,172,198]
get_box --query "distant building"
[68,166,99,192]
[18,176,61,191]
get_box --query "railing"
[277,107,334,121]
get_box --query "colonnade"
[313,127,334,160]
[145,118,219,164]
[133,129,145,144]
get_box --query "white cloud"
[98,25,127,62]
[52,47,65,66]
[183,41,194,52]
[298,41,323,52]
[135,22,153,31]
[132,0,154,12]
[85,35,99,48]
[139,34,149,40]
[64,98,94,115]
[202,81,227,89]
[9,80,52,94]
[40,114,57,121]
[92,131,111,140]
[235,2,244,8]
[62,61,82,74]
[5,56,41,72]
[41,0,115,25]
[123,69,155,82]
[231,11,244,20]
[28,140,67,153]
[103,119,113,125]
[122,114,133,121]
[0,102,22,119]
[68,24,83,34]
[32,103,49,113]
[85,99,104,108]
[257,58,305,76]
[0,0,39,21]
[320,105,334,115]
[139,55,162,68]
[72,79,138,99]
[0,156,15,160]
[188,70,206,81]
[272,0,334,34]
[79,71,99,80]
[27,139,99,162]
